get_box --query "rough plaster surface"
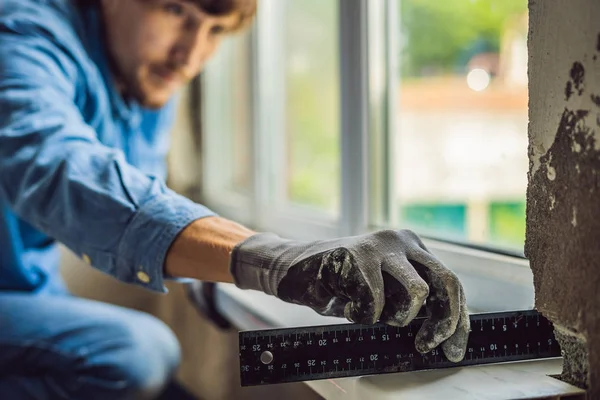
[526,0,600,395]
[527,1,600,177]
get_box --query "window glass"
[203,33,253,196]
[394,0,528,250]
[283,0,340,215]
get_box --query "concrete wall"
[526,0,600,395]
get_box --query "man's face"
[101,0,241,108]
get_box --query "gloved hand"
[229,229,470,362]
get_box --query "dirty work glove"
[229,229,470,362]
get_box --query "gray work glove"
[229,229,470,362]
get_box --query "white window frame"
[200,0,534,313]
[201,30,255,227]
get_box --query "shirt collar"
[77,1,140,121]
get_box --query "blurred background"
[395,0,528,249]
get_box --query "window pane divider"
[251,0,285,229]
[339,0,370,237]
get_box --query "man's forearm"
[165,216,255,283]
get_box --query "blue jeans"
[0,292,181,400]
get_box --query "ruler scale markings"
[239,310,561,386]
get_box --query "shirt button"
[82,254,91,265]
[137,271,151,283]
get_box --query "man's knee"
[78,312,181,400]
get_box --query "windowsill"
[304,358,583,399]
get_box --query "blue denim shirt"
[0,0,215,294]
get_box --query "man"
[0,0,470,399]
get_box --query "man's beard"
[105,49,165,109]
[112,65,167,110]
[121,74,163,109]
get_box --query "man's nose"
[170,26,210,68]
[170,41,194,68]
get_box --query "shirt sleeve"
[0,26,215,292]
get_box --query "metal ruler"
[238,310,561,386]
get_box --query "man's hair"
[192,0,257,32]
